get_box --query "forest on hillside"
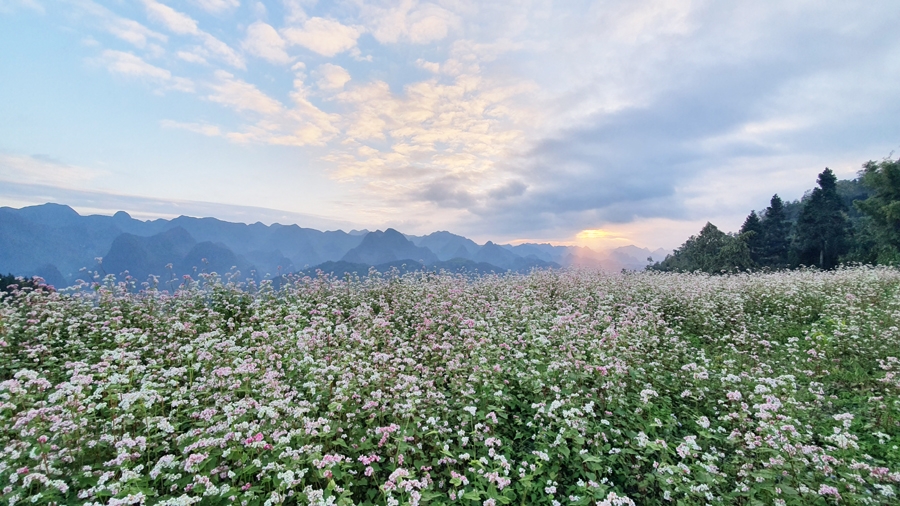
[650,156,900,273]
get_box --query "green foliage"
[795,168,852,269]
[661,157,900,272]
[739,211,764,264]
[855,157,900,264]
[650,223,754,273]
[759,194,792,268]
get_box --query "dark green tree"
[739,211,764,264]
[759,194,791,267]
[854,156,900,264]
[650,222,754,273]
[794,168,851,269]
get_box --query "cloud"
[207,70,282,114]
[281,0,308,25]
[437,3,900,240]
[142,0,198,34]
[98,50,195,92]
[72,0,168,49]
[415,59,440,73]
[0,0,44,14]
[106,17,168,48]
[32,0,900,244]
[176,50,207,64]
[242,21,291,65]
[282,17,362,57]
[322,70,534,226]
[314,63,351,91]
[203,69,340,146]
[141,0,245,68]
[159,120,222,136]
[0,180,354,231]
[314,1,899,241]
[191,0,239,14]
[0,153,107,187]
[198,33,245,68]
[363,1,460,45]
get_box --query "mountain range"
[0,203,669,287]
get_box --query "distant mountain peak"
[0,203,672,287]
[342,229,437,265]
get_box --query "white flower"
[639,389,658,404]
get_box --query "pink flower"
[358,454,381,465]
[818,484,841,501]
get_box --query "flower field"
[1,267,899,506]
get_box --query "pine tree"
[795,168,851,268]
[739,211,764,264]
[759,195,791,267]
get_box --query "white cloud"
[191,0,239,14]
[208,70,283,114]
[242,21,292,65]
[99,50,194,92]
[101,49,171,80]
[199,69,340,147]
[0,153,106,187]
[364,1,460,45]
[315,63,351,91]
[0,0,44,14]
[281,0,308,25]
[176,49,207,64]
[326,72,533,211]
[198,32,245,68]
[160,119,222,136]
[415,59,440,73]
[406,3,458,44]
[141,0,245,68]
[251,1,266,18]
[282,17,362,57]
[73,0,168,49]
[105,17,166,48]
[142,0,198,35]
[610,0,697,44]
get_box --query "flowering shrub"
[1,266,899,505]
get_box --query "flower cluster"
[0,266,898,505]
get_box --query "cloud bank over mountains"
[1,1,899,247]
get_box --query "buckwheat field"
[1,267,899,506]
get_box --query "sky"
[1,0,899,250]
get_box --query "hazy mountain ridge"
[0,203,667,287]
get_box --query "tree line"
[649,156,900,273]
